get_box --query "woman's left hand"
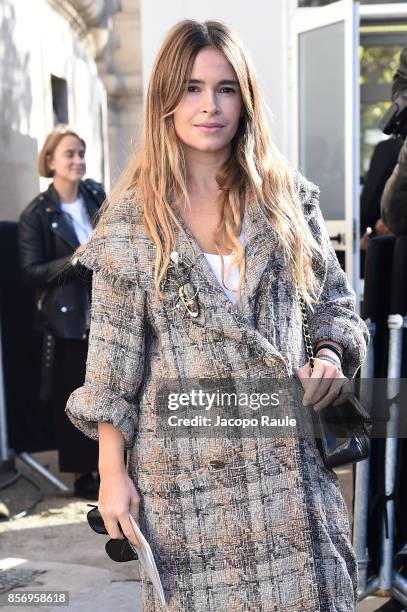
[296,357,348,411]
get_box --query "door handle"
[329,233,345,244]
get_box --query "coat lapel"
[53,215,81,250]
[45,182,102,249]
[239,200,285,311]
[80,192,290,376]
[170,202,289,374]
[79,182,103,228]
[44,184,80,250]
[172,207,244,316]
[172,200,284,318]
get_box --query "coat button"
[209,460,226,469]
[263,355,275,367]
[51,222,58,228]
[60,306,68,313]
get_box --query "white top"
[204,253,240,304]
[60,196,93,245]
[203,232,246,305]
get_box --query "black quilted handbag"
[299,295,372,468]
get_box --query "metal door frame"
[292,0,359,290]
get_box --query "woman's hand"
[296,357,348,412]
[98,468,141,547]
[375,218,392,237]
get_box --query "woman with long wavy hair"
[66,19,369,611]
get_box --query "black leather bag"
[299,295,372,468]
[314,391,372,468]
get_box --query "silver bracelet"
[316,353,342,370]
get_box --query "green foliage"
[360,46,402,174]
[360,46,401,85]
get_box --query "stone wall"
[0,0,134,220]
[0,0,107,219]
[96,0,143,183]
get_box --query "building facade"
[0,0,141,221]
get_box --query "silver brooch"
[168,251,199,318]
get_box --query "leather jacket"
[18,179,105,339]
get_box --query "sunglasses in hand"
[86,504,138,563]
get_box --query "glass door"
[292,0,360,291]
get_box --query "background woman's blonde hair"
[38,125,86,178]
[104,19,324,306]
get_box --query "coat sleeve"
[65,224,147,451]
[296,173,370,379]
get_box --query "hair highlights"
[103,19,323,305]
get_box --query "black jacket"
[361,137,403,236]
[381,137,407,235]
[18,179,105,339]
[381,49,407,235]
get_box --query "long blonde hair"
[105,19,324,305]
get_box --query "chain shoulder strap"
[299,294,315,374]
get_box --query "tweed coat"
[66,172,369,612]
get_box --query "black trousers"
[52,337,98,473]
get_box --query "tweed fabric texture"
[66,172,369,611]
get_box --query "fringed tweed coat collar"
[76,172,368,380]
[171,196,285,316]
[79,171,315,293]
[81,190,294,377]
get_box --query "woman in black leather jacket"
[18,125,105,499]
